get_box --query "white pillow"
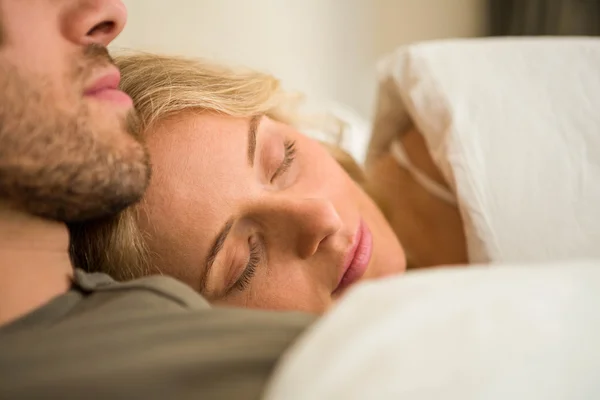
[265,260,600,400]
[300,100,371,165]
[371,37,600,264]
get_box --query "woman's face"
[140,112,405,313]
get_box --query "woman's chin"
[362,207,407,278]
[368,228,407,279]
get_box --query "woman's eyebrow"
[200,218,234,292]
[247,115,262,166]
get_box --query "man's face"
[0,0,150,222]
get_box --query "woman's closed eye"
[222,138,296,296]
[227,236,262,295]
[270,139,296,183]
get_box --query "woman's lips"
[333,219,373,295]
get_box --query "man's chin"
[23,162,149,223]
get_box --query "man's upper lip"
[84,68,121,95]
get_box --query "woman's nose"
[62,0,127,47]
[259,197,343,259]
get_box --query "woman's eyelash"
[283,139,297,166]
[271,139,297,182]
[232,238,261,292]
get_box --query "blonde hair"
[69,52,364,280]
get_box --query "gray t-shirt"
[0,269,314,399]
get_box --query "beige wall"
[113,0,486,118]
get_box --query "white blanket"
[265,261,600,400]
[370,37,600,264]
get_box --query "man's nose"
[257,196,343,260]
[62,0,127,47]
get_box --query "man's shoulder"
[0,270,315,399]
[73,268,211,310]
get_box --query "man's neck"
[0,202,73,326]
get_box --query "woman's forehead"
[146,113,250,183]
[148,112,249,149]
[142,112,252,236]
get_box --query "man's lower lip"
[333,220,373,295]
[85,89,133,106]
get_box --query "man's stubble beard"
[0,48,150,222]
